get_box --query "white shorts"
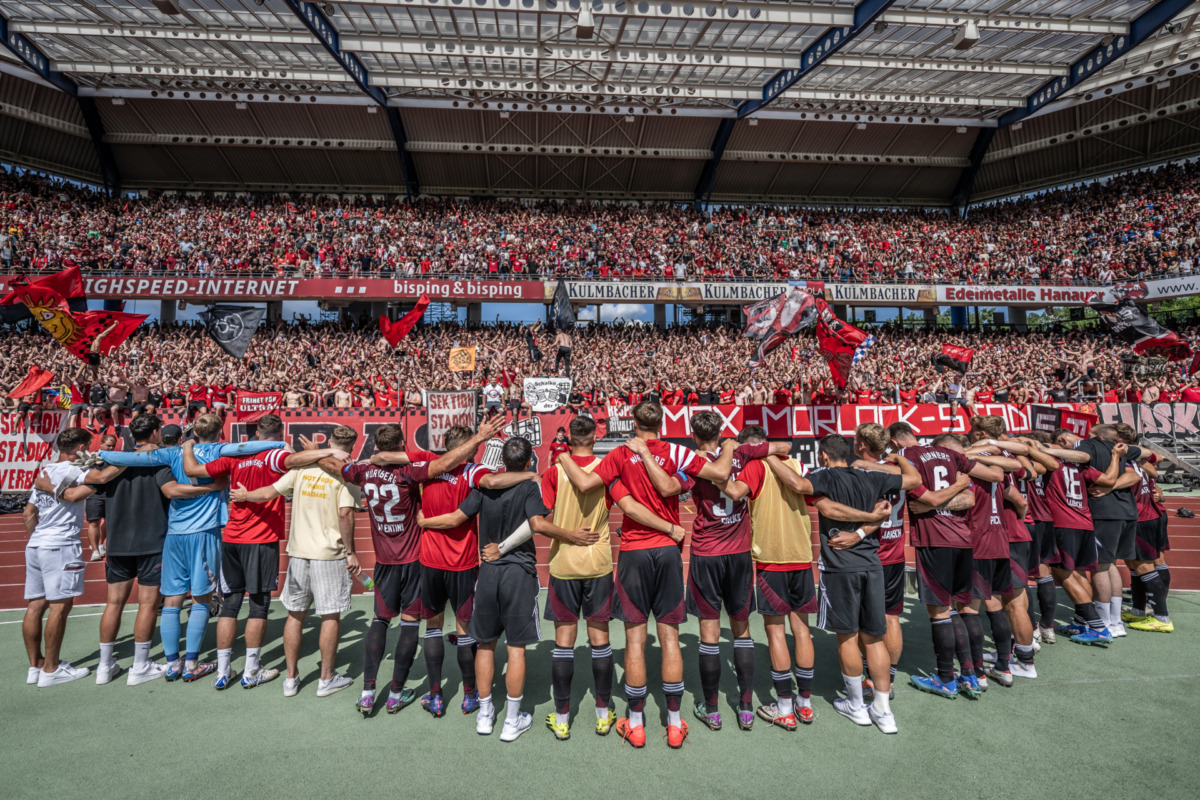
[25,543,87,602]
[281,557,351,616]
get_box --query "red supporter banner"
[54,276,544,302]
[1030,404,1098,437]
[235,391,282,422]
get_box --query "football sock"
[890,664,898,681]
[1130,575,1147,616]
[1074,601,1104,629]
[391,620,420,692]
[1026,586,1039,627]
[1096,601,1111,628]
[732,637,755,708]
[133,641,150,669]
[362,617,388,691]
[1157,564,1171,592]
[1037,577,1057,628]
[99,642,115,668]
[842,673,864,711]
[479,694,495,718]
[216,648,232,677]
[160,606,181,664]
[1014,643,1035,665]
[184,601,210,662]
[625,683,647,727]
[456,636,477,695]
[961,613,985,678]
[505,695,523,724]
[950,612,974,675]
[591,644,613,708]
[1109,596,1123,626]
[930,617,956,684]
[772,669,794,716]
[794,665,814,702]
[361,689,373,700]
[1141,571,1170,619]
[423,628,444,695]
[663,681,684,728]
[985,611,1012,671]
[551,647,574,720]
[698,642,721,712]
[245,647,260,675]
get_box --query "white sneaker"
[127,662,168,686]
[27,666,40,685]
[1032,638,1042,652]
[96,661,123,685]
[1039,626,1056,644]
[986,666,1014,688]
[1111,622,1127,638]
[38,661,90,687]
[242,667,280,688]
[832,698,871,726]
[283,677,300,697]
[867,705,898,734]
[316,672,353,697]
[476,708,496,735]
[1032,627,1041,643]
[1010,661,1038,680]
[499,712,533,742]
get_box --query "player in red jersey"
[625,410,780,733]
[1013,431,1061,643]
[1116,424,1173,632]
[877,423,1001,699]
[1031,432,1122,644]
[182,415,349,690]
[336,416,507,716]
[403,424,536,718]
[556,401,704,749]
[938,431,1026,689]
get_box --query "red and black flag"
[744,287,818,368]
[0,269,87,324]
[934,343,975,373]
[380,293,430,348]
[0,266,146,362]
[814,299,869,389]
[1092,297,1192,361]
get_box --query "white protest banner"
[523,377,572,412]
[0,411,63,492]
[426,390,476,450]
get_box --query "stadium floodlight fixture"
[1012,121,1023,130]
[149,0,183,14]
[111,97,125,105]
[747,117,758,126]
[624,115,634,122]
[953,21,980,51]
[855,122,866,130]
[500,110,511,118]
[367,105,378,113]
[1157,78,1171,89]
[955,125,967,133]
[577,5,595,40]
[1101,33,1115,46]
[236,101,248,109]
[874,20,888,35]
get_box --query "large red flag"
[744,287,818,368]
[7,366,55,399]
[1,267,146,362]
[814,299,869,389]
[380,293,430,348]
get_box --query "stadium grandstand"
[4,3,1200,798]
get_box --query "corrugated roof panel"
[110,144,190,185]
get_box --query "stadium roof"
[0,0,1198,207]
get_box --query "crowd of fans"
[3,314,1198,428]
[1,158,1199,285]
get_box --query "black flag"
[1091,297,1191,360]
[550,278,576,332]
[199,304,264,359]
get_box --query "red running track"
[2,496,1199,609]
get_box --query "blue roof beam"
[283,1,419,199]
[0,11,121,194]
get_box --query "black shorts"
[219,541,280,596]
[1008,541,1032,593]
[545,574,613,623]
[417,564,477,623]
[373,561,423,621]
[85,495,106,523]
[882,561,906,616]
[1094,518,1136,564]
[69,403,88,416]
[1053,527,1098,573]
[467,562,541,646]
[105,553,162,586]
[187,401,207,415]
[818,569,887,636]
[971,556,1010,600]
[916,546,973,607]
[1159,514,1171,553]
[1029,520,1056,567]
[1135,518,1168,561]
[754,566,817,617]
[612,546,686,625]
[687,552,754,621]
[17,401,39,414]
